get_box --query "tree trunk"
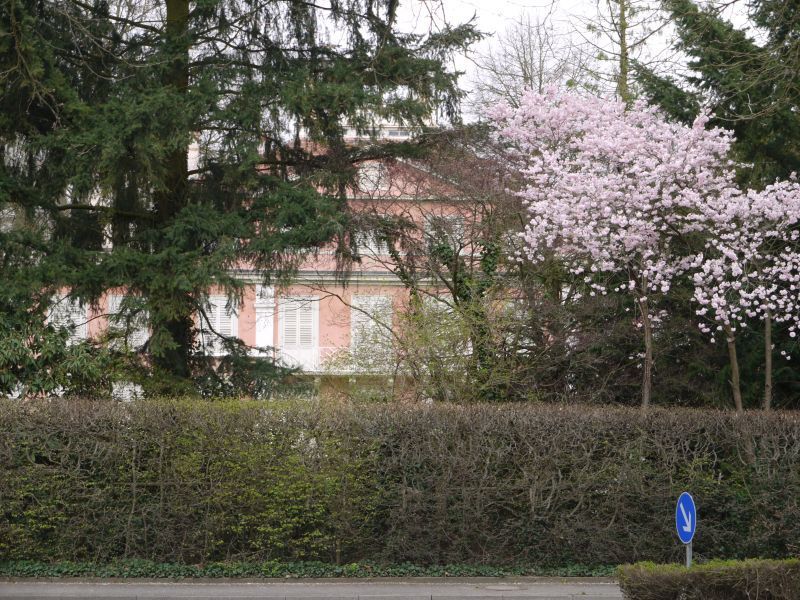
[617,0,631,106]
[724,324,744,413]
[638,297,653,409]
[161,0,189,219]
[152,0,192,380]
[764,310,772,410]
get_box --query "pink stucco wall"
[79,158,459,372]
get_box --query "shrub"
[0,398,380,563]
[1,399,800,566]
[618,559,800,599]
[0,559,614,578]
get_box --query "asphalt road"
[0,577,623,600]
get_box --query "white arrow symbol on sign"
[680,502,692,533]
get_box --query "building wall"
[60,157,463,375]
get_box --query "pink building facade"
[49,151,464,379]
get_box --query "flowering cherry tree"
[692,179,800,410]
[494,90,800,409]
[491,90,744,408]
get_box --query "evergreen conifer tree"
[0,0,478,396]
[636,0,800,186]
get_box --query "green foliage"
[2,399,800,567]
[644,0,800,187]
[618,559,800,600]
[632,63,700,126]
[0,324,115,398]
[0,559,614,579]
[0,397,380,563]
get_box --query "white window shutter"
[355,230,388,256]
[281,298,316,349]
[48,296,87,344]
[351,296,392,349]
[205,295,237,356]
[129,321,149,349]
[213,299,225,355]
[282,303,298,347]
[279,297,319,370]
[201,300,217,352]
[69,302,87,341]
[51,304,68,331]
[298,303,313,347]
[108,294,149,349]
[218,302,233,337]
[350,296,393,372]
[108,294,123,315]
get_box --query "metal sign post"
[675,492,697,568]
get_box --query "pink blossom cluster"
[492,89,800,350]
[693,179,800,349]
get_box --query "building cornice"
[230,269,414,288]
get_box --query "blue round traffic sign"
[675,492,697,544]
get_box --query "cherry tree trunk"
[724,325,744,413]
[764,310,773,410]
[638,298,653,409]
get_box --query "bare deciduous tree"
[471,11,597,110]
[577,0,676,103]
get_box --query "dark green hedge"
[0,559,614,578]
[1,399,799,566]
[618,559,800,599]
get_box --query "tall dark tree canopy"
[637,0,800,186]
[0,0,478,396]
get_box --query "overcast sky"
[399,0,584,73]
[396,0,622,117]
[395,0,752,120]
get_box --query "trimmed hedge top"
[618,559,800,600]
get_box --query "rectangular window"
[357,162,388,192]
[47,296,87,344]
[254,285,275,356]
[354,230,388,257]
[424,215,465,254]
[107,294,148,349]
[351,295,393,349]
[197,295,238,356]
[279,296,319,370]
[422,292,454,313]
